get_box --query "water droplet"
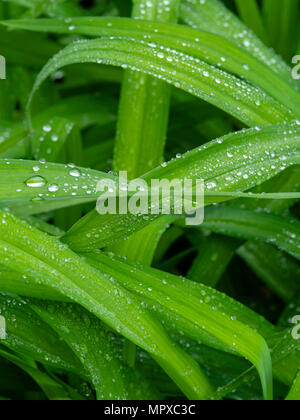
[25,176,47,188]
[206,180,218,190]
[69,169,81,177]
[31,196,44,202]
[48,185,59,193]
[43,125,52,133]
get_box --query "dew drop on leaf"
[69,169,81,177]
[48,184,59,193]
[25,176,47,188]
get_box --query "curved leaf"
[29,301,128,400]
[0,209,213,400]
[3,17,300,115]
[87,251,274,400]
[201,206,300,261]
[180,0,298,90]
[63,121,300,251]
[0,293,82,375]
[0,93,116,155]
[286,371,300,400]
[26,36,295,128]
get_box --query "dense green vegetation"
[0,0,299,401]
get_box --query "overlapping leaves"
[0,0,299,402]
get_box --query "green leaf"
[33,117,75,162]
[4,17,300,118]
[210,327,299,400]
[0,93,116,154]
[193,164,300,295]
[0,159,115,215]
[86,251,274,400]
[6,0,85,19]
[62,121,300,251]
[262,0,282,48]
[24,33,296,128]
[29,300,129,400]
[187,233,242,287]
[286,371,300,400]
[1,0,300,401]
[234,0,267,43]
[112,0,181,365]
[0,347,78,400]
[201,206,300,261]
[30,299,162,400]
[0,266,66,301]
[238,242,300,302]
[0,210,213,400]
[114,3,179,177]
[180,0,298,90]
[275,0,299,62]
[0,293,83,374]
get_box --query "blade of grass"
[34,117,75,161]
[276,0,299,62]
[234,0,267,43]
[189,162,300,294]
[0,244,292,398]
[187,164,300,290]
[232,166,300,215]
[187,233,242,287]
[0,293,83,374]
[201,206,300,261]
[278,295,300,325]
[62,121,300,251]
[3,159,294,216]
[4,17,300,116]
[114,2,180,177]
[5,0,85,18]
[29,300,128,400]
[0,210,213,400]
[52,124,84,230]
[0,93,117,154]
[262,0,282,48]
[180,0,298,90]
[30,299,162,400]
[112,0,181,365]
[0,159,116,213]
[286,371,300,400]
[0,217,279,400]
[0,348,78,400]
[210,327,299,399]
[25,35,295,129]
[0,266,67,301]
[238,242,300,303]
[87,251,274,400]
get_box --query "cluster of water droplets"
[21,160,101,203]
[43,23,294,130]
